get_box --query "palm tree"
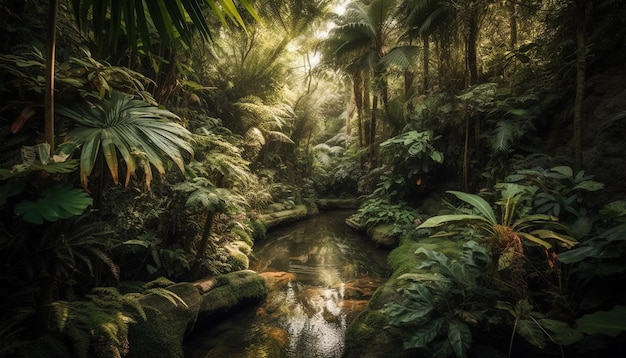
[43,0,259,152]
[323,0,419,161]
[396,0,453,93]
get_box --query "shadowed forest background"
[1,0,625,357]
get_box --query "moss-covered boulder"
[368,224,397,247]
[126,271,267,358]
[316,198,361,210]
[343,236,465,358]
[127,282,201,358]
[258,204,310,229]
[195,270,268,322]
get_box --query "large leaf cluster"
[58,90,194,191]
[383,241,490,357]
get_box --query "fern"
[50,287,146,358]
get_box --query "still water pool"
[185,210,390,358]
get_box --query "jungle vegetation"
[0,0,625,357]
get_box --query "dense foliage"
[1,0,625,356]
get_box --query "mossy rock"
[127,283,201,358]
[316,198,361,209]
[344,308,411,358]
[258,205,309,229]
[368,224,398,247]
[197,270,268,322]
[344,235,465,357]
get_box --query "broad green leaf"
[405,318,445,349]
[447,319,471,358]
[14,184,93,224]
[538,318,583,345]
[516,318,547,348]
[573,180,604,191]
[549,166,573,178]
[576,306,626,337]
[447,191,497,224]
[417,214,491,229]
[0,179,26,204]
[556,246,602,264]
[517,232,552,250]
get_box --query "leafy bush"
[383,241,490,357]
[372,130,443,201]
[349,198,420,236]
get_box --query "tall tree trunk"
[509,2,518,49]
[574,0,591,172]
[353,74,364,147]
[466,4,479,87]
[44,0,59,151]
[422,34,430,92]
[370,95,378,167]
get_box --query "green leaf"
[538,318,583,345]
[405,318,445,349]
[0,179,26,204]
[516,318,547,348]
[447,319,472,358]
[555,246,603,263]
[14,184,93,224]
[576,306,626,337]
[573,180,604,191]
[430,151,444,163]
[447,191,497,224]
[417,214,491,229]
[549,166,573,178]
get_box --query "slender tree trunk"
[404,69,414,99]
[463,103,470,192]
[466,5,479,87]
[44,0,59,151]
[191,211,216,276]
[369,94,378,167]
[509,2,518,49]
[422,34,430,92]
[574,1,591,172]
[353,75,364,147]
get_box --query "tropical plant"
[383,241,490,357]
[505,166,604,224]
[322,0,418,152]
[57,90,194,193]
[349,198,420,237]
[417,186,577,297]
[384,240,586,357]
[373,130,443,201]
[173,177,248,277]
[121,232,191,281]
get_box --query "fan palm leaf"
[58,91,194,190]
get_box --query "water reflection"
[185,210,389,358]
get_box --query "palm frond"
[59,91,194,191]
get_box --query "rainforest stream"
[185,210,390,358]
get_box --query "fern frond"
[143,277,176,289]
[144,287,189,308]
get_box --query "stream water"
[185,210,390,358]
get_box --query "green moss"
[387,240,424,276]
[199,271,268,320]
[344,309,409,358]
[226,247,249,271]
[250,218,267,240]
[232,225,254,246]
